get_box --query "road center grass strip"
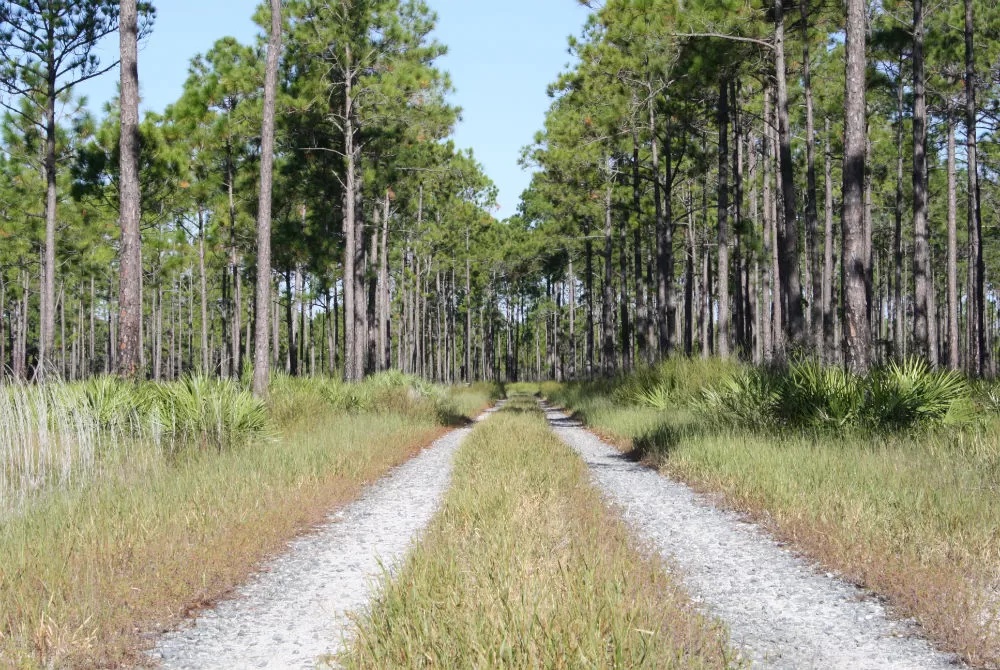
[0,383,496,669]
[341,393,734,669]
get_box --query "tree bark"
[717,78,731,359]
[631,129,649,364]
[116,0,143,379]
[465,228,472,381]
[584,217,595,378]
[894,68,905,359]
[911,0,931,362]
[342,45,364,382]
[822,119,836,363]
[947,111,959,370]
[619,194,631,372]
[842,0,871,373]
[602,186,616,375]
[966,0,985,376]
[773,0,804,351]
[801,0,822,355]
[252,0,280,396]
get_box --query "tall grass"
[0,375,269,517]
[1,383,103,514]
[1,371,494,519]
[341,394,734,669]
[0,371,499,667]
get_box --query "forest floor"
[141,392,970,670]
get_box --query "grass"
[341,393,735,669]
[0,374,499,669]
[544,361,1000,668]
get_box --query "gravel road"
[150,410,493,670]
[545,403,963,670]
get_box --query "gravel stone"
[545,403,964,670]
[151,409,496,670]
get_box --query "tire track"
[544,403,963,670]
[151,409,497,670]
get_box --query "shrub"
[149,376,271,451]
[695,358,974,434]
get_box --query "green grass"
[341,393,735,669]
[0,373,498,669]
[544,361,1000,668]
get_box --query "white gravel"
[150,410,493,670]
[544,404,964,670]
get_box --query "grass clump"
[341,393,734,669]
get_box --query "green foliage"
[148,376,270,451]
[695,358,975,434]
[614,358,739,409]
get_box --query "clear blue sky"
[78,0,591,216]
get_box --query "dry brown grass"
[657,441,1000,669]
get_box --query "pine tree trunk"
[153,285,162,381]
[947,111,960,370]
[717,79,731,359]
[342,47,363,382]
[965,0,985,375]
[252,0,280,393]
[116,0,143,379]
[619,197,631,372]
[801,0,822,355]
[761,120,774,361]
[684,187,695,357]
[15,273,28,381]
[822,119,836,363]
[749,131,763,363]
[568,258,576,379]
[911,0,931,362]
[602,187,617,375]
[88,277,96,375]
[379,194,390,372]
[774,0,804,350]
[765,89,784,356]
[58,285,65,378]
[732,81,747,356]
[465,230,472,382]
[631,129,648,364]
[0,279,5,382]
[843,0,871,373]
[354,179,367,378]
[894,71,905,360]
[652,103,672,357]
[285,271,297,375]
[585,217,595,378]
[227,149,242,379]
[367,215,378,374]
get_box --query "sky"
[77,0,593,217]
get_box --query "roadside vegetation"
[0,374,499,669]
[543,358,1000,668]
[342,393,735,669]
